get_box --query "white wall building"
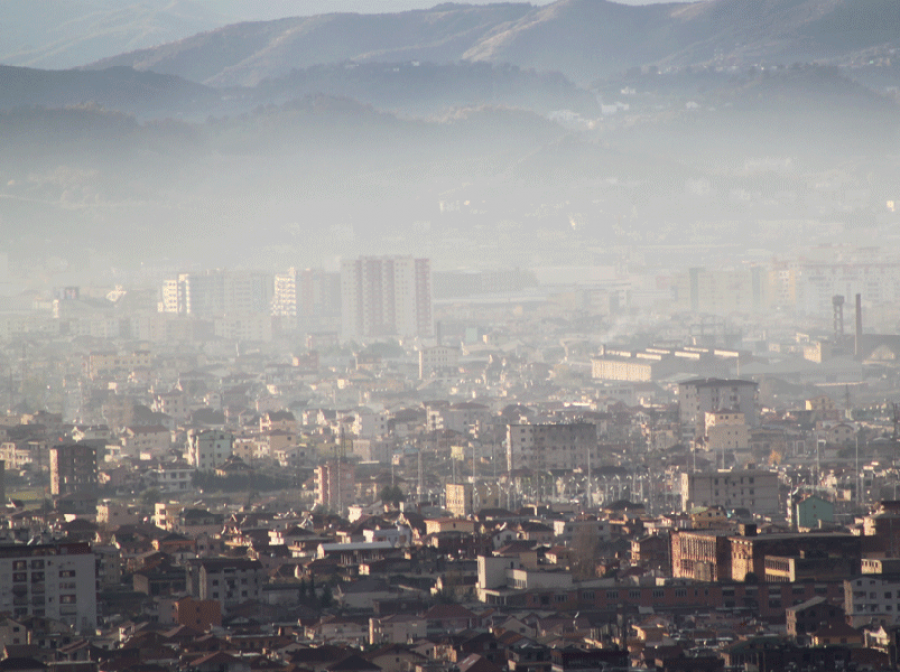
[0,542,97,631]
[186,430,234,472]
[680,469,780,515]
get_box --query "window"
[59,570,76,578]
[60,595,76,604]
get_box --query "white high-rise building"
[340,256,432,340]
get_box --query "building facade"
[680,470,780,516]
[506,422,596,471]
[50,445,97,496]
[186,430,234,472]
[679,379,759,430]
[315,460,356,513]
[340,256,433,340]
[0,542,97,631]
[187,558,265,615]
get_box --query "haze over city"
[1,1,900,671]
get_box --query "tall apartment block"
[271,267,341,328]
[340,257,433,340]
[678,378,759,433]
[506,422,597,471]
[315,460,356,514]
[0,542,97,630]
[50,445,97,496]
[160,270,273,317]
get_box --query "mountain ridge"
[82,0,900,86]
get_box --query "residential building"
[703,411,749,453]
[187,558,265,615]
[340,256,433,340]
[506,422,596,471]
[0,542,97,631]
[50,445,97,496]
[271,267,340,327]
[145,462,196,493]
[419,345,459,379]
[678,378,758,430]
[844,574,900,627]
[82,350,153,379]
[789,493,834,531]
[680,470,779,516]
[121,425,171,456]
[159,270,273,317]
[426,401,490,436]
[315,460,356,513]
[446,482,502,517]
[186,430,234,472]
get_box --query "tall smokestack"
[855,293,863,358]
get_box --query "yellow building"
[704,411,750,452]
[445,482,502,517]
[424,518,475,535]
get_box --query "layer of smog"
[0,0,899,658]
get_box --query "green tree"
[141,488,161,508]
[380,485,405,506]
[319,583,333,609]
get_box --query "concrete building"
[369,613,427,645]
[672,266,766,315]
[844,574,900,627]
[703,411,750,452]
[670,529,733,582]
[159,270,273,317]
[145,462,196,493]
[271,267,340,327]
[591,350,681,382]
[680,469,780,516]
[789,493,834,531]
[552,519,612,546]
[121,425,171,456]
[445,482,502,517]
[186,430,234,472]
[679,378,759,430]
[340,256,433,340]
[730,532,860,583]
[315,460,356,513]
[0,542,97,631]
[426,401,491,436]
[50,445,97,496]
[506,422,596,471]
[82,350,153,380]
[187,558,265,615]
[419,345,459,379]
